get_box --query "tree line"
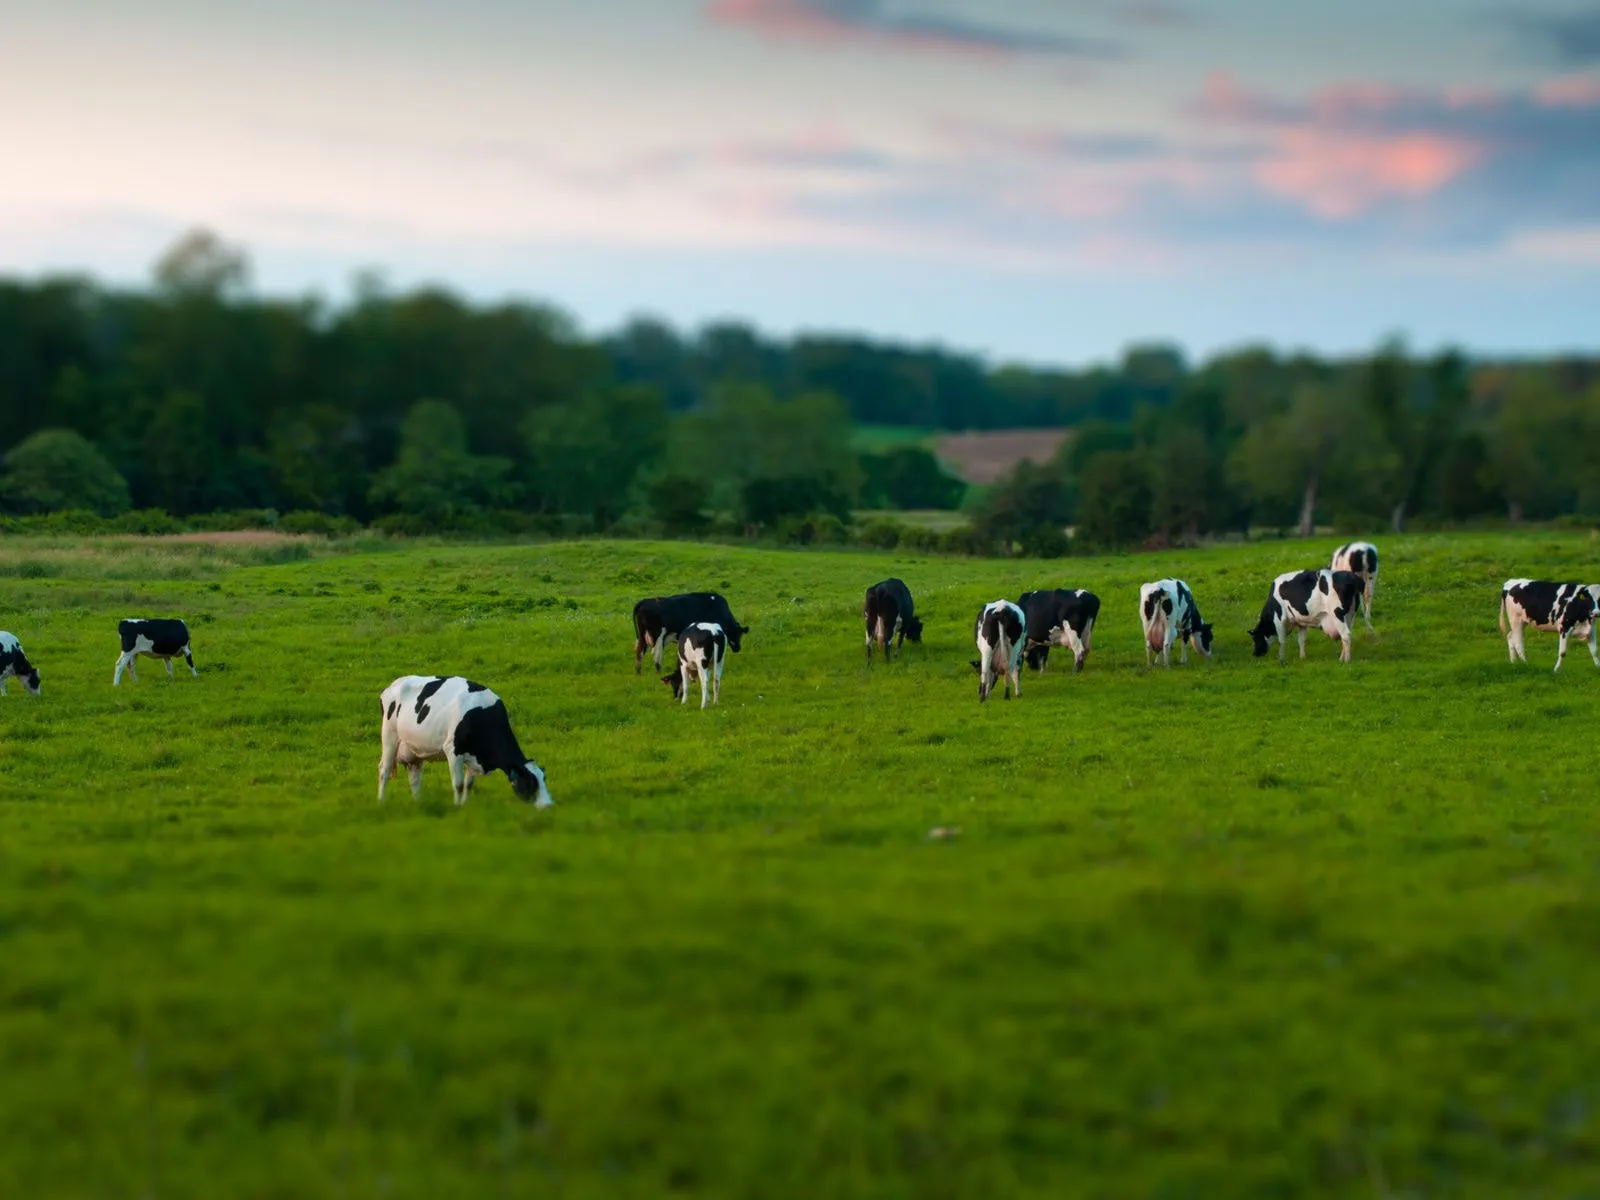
[2,231,1597,551]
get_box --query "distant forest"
[2,230,1598,551]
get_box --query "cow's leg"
[699,656,711,709]
[1144,627,1154,667]
[0,677,7,696]
[184,649,197,676]
[712,658,723,706]
[165,657,174,678]
[1587,625,1599,668]
[1009,657,1021,699]
[1510,620,1528,664]
[655,637,668,673]
[680,663,691,705]
[1339,628,1352,663]
[113,652,129,686]
[378,726,399,802]
[1362,582,1375,632]
[865,622,873,664]
[1277,624,1288,663]
[1296,627,1308,659]
[448,754,470,805]
[1554,632,1568,673]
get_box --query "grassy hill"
[2,532,1598,1196]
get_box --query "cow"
[1330,541,1379,630]
[1499,579,1599,672]
[1248,569,1363,663]
[113,618,196,686]
[970,600,1026,701]
[1016,588,1100,673]
[378,675,552,807]
[633,592,747,674]
[864,578,923,664]
[1139,579,1214,667]
[660,622,727,708]
[0,632,41,696]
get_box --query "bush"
[856,519,902,550]
[0,429,131,516]
[938,525,991,556]
[279,510,363,537]
[777,511,848,546]
[1021,522,1071,558]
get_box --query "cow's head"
[1024,643,1050,672]
[1194,623,1215,657]
[727,623,747,653]
[509,761,553,808]
[903,614,924,643]
[1562,591,1597,639]
[661,671,684,699]
[1248,601,1279,657]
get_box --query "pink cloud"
[1255,131,1483,219]
[1535,73,1600,107]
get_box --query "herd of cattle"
[2,539,1598,806]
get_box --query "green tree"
[523,386,669,526]
[368,401,514,522]
[1076,450,1153,548]
[0,428,131,515]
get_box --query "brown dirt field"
[934,428,1071,485]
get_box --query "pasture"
[2,531,1599,1198]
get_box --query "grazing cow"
[1139,579,1214,667]
[1016,588,1100,673]
[0,632,41,696]
[1330,541,1379,630]
[1499,579,1599,672]
[1248,569,1363,663]
[864,577,923,663]
[970,600,1026,701]
[378,675,552,806]
[113,618,196,686]
[661,622,727,708]
[633,592,748,674]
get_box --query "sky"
[2,0,1598,366]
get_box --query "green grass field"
[3,531,1599,1198]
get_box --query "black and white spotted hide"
[1248,569,1362,663]
[970,600,1026,701]
[378,675,552,806]
[661,621,727,709]
[1330,541,1379,631]
[1139,578,1213,667]
[0,632,41,696]
[1499,579,1598,673]
[113,618,196,686]
[633,592,748,674]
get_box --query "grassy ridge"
[2,533,1599,1197]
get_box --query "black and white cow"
[1248,569,1363,663]
[1499,579,1599,672]
[661,622,728,708]
[0,632,41,696]
[633,592,748,674]
[970,599,1026,701]
[864,577,923,663]
[1330,540,1379,630]
[113,618,196,686]
[1139,578,1214,667]
[1016,588,1100,673]
[378,675,552,806]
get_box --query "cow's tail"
[632,604,651,673]
[1498,587,1508,636]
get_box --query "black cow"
[1500,579,1599,672]
[633,592,748,674]
[864,578,923,663]
[1017,588,1100,673]
[1248,569,1363,663]
[0,632,41,696]
[113,618,196,686]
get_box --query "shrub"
[856,519,902,550]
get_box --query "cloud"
[1190,69,1600,224]
[704,0,1124,59]
[1501,5,1600,66]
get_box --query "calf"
[0,632,41,696]
[864,577,923,663]
[970,600,1026,701]
[378,675,552,806]
[1330,541,1379,630]
[1139,579,1214,667]
[661,622,727,708]
[1248,569,1363,663]
[1016,588,1100,673]
[113,618,196,686]
[1500,579,1598,672]
[633,592,747,674]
